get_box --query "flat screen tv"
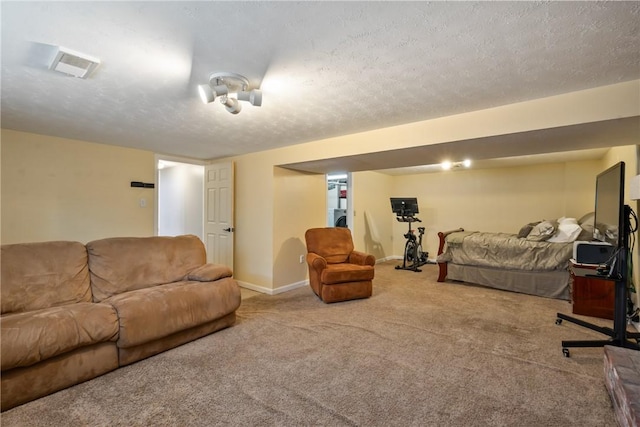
[593,161,625,248]
[390,197,419,216]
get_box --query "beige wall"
[259,81,639,165]
[389,158,633,257]
[352,171,394,260]
[272,167,325,289]
[1,81,638,293]
[238,150,633,293]
[1,129,155,244]
[225,81,638,291]
[603,145,638,196]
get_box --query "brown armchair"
[304,227,375,303]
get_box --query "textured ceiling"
[1,1,639,168]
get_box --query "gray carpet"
[1,262,616,426]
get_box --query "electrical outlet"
[299,254,305,264]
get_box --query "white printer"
[572,241,616,265]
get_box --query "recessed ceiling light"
[441,159,471,170]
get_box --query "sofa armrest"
[187,263,233,282]
[349,250,375,266]
[306,252,327,272]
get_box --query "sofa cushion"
[105,277,240,348]
[1,241,91,315]
[87,235,206,302]
[1,302,119,371]
[321,264,375,285]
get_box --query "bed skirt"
[446,263,570,300]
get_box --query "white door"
[204,161,234,269]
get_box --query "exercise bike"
[395,215,429,272]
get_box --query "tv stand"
[557,168,640,356]
[556,265,640,357]
[570,261,614,320]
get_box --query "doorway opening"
[327,173,351,228]
[156,157,205,241]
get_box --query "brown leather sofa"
[1,235,241,411]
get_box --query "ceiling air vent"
[49,47,100,79]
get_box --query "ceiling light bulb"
[221,97,241,114]
[441,161,452,170]
[463,159,471,167]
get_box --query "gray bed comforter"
[437,231,573,271]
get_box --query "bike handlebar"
[396,215,421,222]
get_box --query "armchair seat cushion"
[1,302,119,371]
[322,264,375,285]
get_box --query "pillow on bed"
[547,217,583,243]
[576,212,595,241]
[578,212,595,226]
[526,220,556,242]
[517,221,541,238]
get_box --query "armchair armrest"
[349,251,375,266]
[306,252,327,272]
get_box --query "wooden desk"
[570,261,615,320]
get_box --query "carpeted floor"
[1,262,617,426]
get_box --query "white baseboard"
[238,279,309,296]
[378,256,401,263]
[240,256,433,295]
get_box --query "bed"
[436,214,595,300]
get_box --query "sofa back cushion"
[87,235,206,302]
[1,241,91,315]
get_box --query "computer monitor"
[390,197,419,216]
[593,161,625,248]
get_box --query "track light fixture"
[198,72,262,114]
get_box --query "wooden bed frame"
[437,228,464,282]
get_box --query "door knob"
[223,227,234,232]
